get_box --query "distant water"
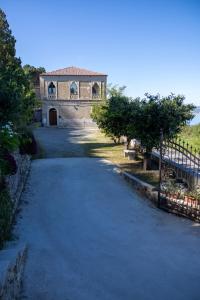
[190,112,200,125]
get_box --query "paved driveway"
[33,127,98,157]
[17,157,200,300]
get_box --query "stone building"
[39,66,107,127]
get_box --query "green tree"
[91,85,134,143]
[23,64,45,87]
[107,84,127,98]
[92,87,195,170]
[133,93,195,169]
[0,9,37,126]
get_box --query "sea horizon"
[190,108,200,125]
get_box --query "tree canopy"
[0,9,37,126]
[132,93,195,152]
[23,64,46,87]
[91,85,133,142]
[91,86,195,152]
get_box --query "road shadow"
[33,127,116,158]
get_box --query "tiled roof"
[41,66,107,76]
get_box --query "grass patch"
[180,124,200,151]
[82,131,159,186]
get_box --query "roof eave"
[40,73,107,76]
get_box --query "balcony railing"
[43,94,102,101]
[92,94,101,100]
[70,94,78,100]
[48,94,56,100]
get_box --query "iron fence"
[159,138,200,222]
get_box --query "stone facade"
[39,66,107,127]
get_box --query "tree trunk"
[143,150,152,171]
[125,137,131,150]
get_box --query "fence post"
[158,128,164,208]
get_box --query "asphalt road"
[17,157,200,300]
[33,127,97,158]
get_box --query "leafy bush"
[0,188,13,248]
[0,122,18,176]
[0,122,19,152]
[1,151,18,175]
[19,131,37,155]
[0,177,6,190]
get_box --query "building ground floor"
[41,100,97,127]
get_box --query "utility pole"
[158,128,163,208]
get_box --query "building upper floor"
[39,66,107,101]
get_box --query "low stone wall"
[0,153,30,299]
[5,152,31,213]
[114,167,158,205]
[0,244,27,300]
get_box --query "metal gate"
[158,137,200,222]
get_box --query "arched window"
[70,82,78,95]
[48,82,56,95]
[92,83,100,97]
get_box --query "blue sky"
[1,0,200,105]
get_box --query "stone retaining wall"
[114,167,158,205]
[0,244,27,300]
[5,152,31,214]
[0,152,30,299]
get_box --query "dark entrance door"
[49,108,57,126]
